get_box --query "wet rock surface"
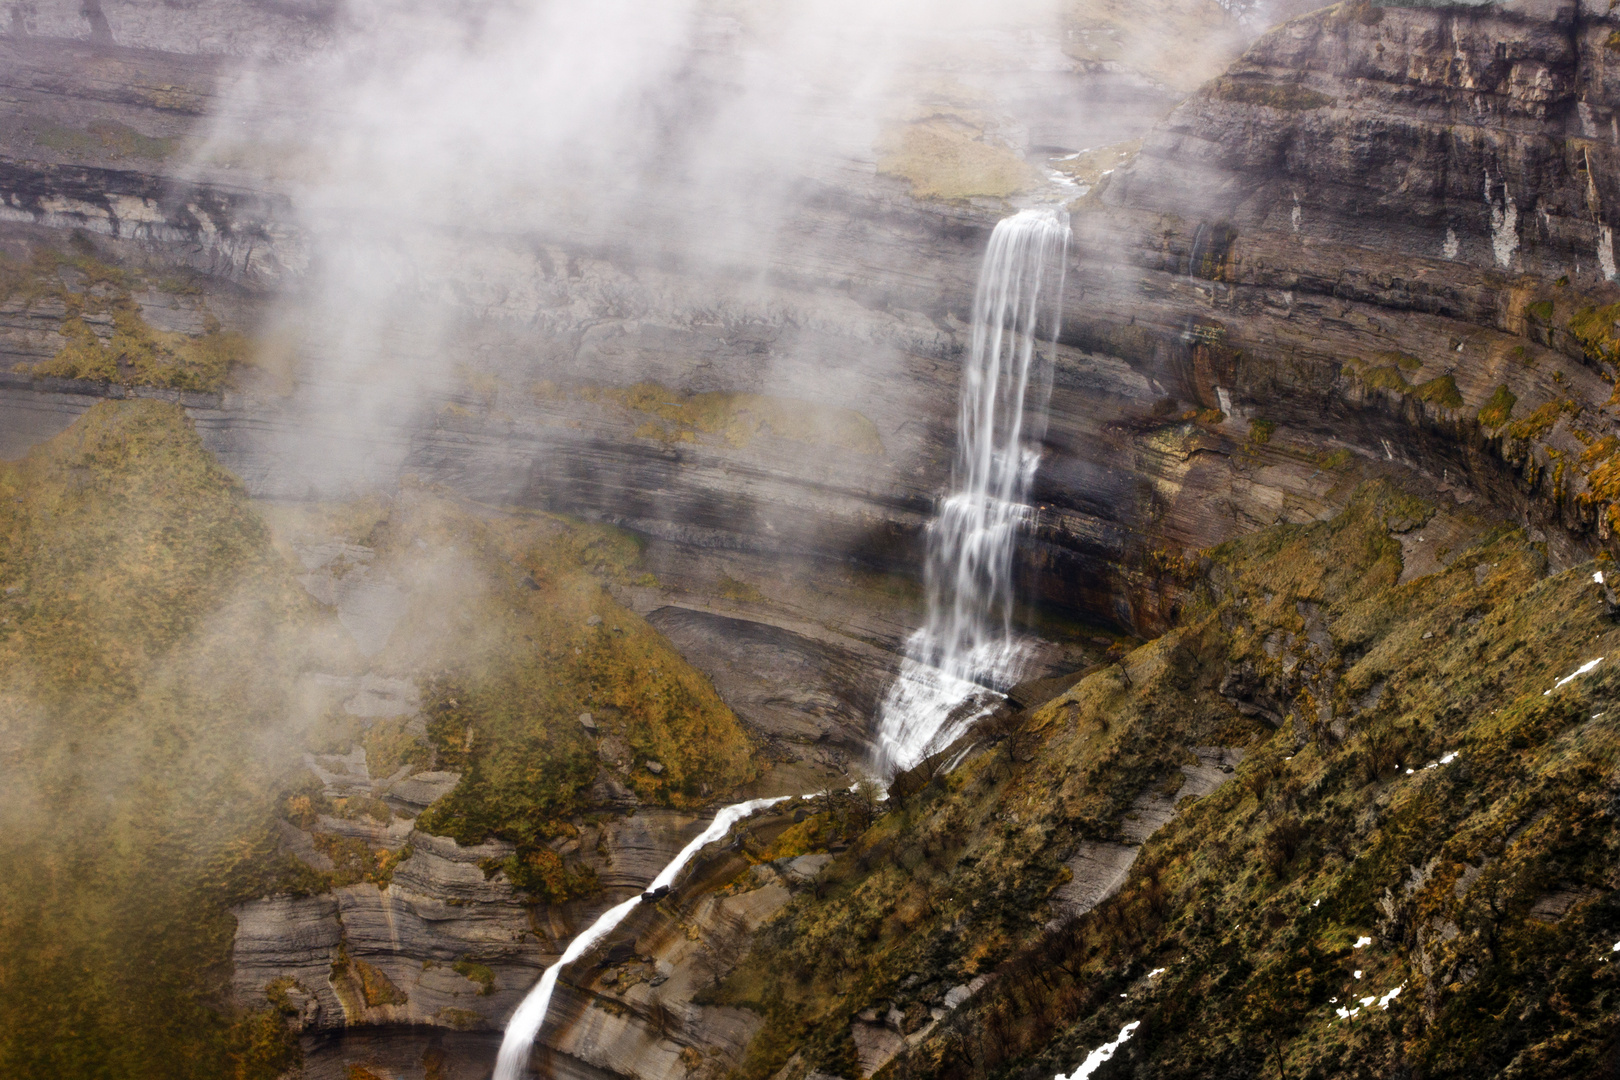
[8,2,1620,1079]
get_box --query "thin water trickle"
[874,207,1070,776]
[493,795,792,1080]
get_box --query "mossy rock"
[2,245,250,392]
[1210,77,1334,111]
[586,381,884,455]
[1478,384,1517,428]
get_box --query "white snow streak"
[1546,657,1603,695]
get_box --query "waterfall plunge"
[493,795,792,1080]
[875,207,1070,776]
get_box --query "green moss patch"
[1348,360,1465,412]
[1478,384,1517,428]
[31,120,178,162]
[1210,77,1334,111]
[876,117,1044,202]
[2,246,249,392]
[1568,302,1620,366]
[1414,373,1464,409]
[453,958,497,996]
[585,381,884,455]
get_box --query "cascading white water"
[874,207,1070,775]
[493,794,792,1080]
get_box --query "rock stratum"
[1,1,1619,1079]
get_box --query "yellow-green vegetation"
[1413,373,1464,409]
[1478,384,1517,428]
[1578,435,1620,532]
[1314,447,1356,471]
[1248,418,1277,445]
[719,484,1620,1080]
[583,381,883,455]
[1047,139,1141,188]
[2,245,249,392]
[1375,350,1423,371]
[718,573,767,604]
[1347,359,1465,411]
[1210,77,1334,111]
[0,400,765,1074]
[1351,361,1411,394]
[1506,399,1574,442]
[0,401,322,1080]
[876,116,1044,202]
[452,957,497,996]
[31,120,178,161]
[264,489,759,897]
[1568,301,1620,366]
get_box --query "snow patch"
[1486,173,1519,269]
[1545,657,1603,695]
[1353,936,1372,949]
[1443,227,1459,261]
[1602,225,1617,282]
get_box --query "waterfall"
[493,795,791,1080]
[874,207,1070,776]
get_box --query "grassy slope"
[0,400,315,1080]
[719,483,1620,1080]
[0,402,760,1075]
[266,490,760,895]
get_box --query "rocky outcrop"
[232,810,711,1036]
[1042,0,1620,631]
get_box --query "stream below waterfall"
[493,795,798,1080]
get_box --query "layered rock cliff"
[5,1,1620,1079]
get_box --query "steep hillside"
[693,482,1620,1080]
[0,402,790,1078]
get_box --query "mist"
[185,0,1103,506]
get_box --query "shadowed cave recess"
[2,1,1620,1079]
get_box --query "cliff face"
[1048,0,1620,629]
[6,2,1620,1079]
[12,0,1620,647]
[0,0,1247,652]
